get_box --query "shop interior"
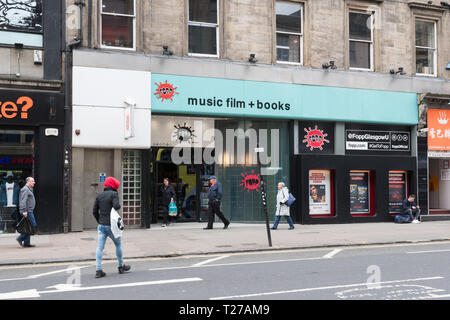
[429,158,450,214]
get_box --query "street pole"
[255,147,272,247]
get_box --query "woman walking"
[271,182,295,230]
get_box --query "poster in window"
[389,171,407,214]
[309,170,331,215]
[350,171,370,214]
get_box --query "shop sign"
[388,171,407,214]
[428,109,450,151]
[428,151,450,158]
[0,156,33,165]
[240,170,261,192]
[298,121,334,154]
[345,130,410,152]
[350,171,370,214]
[309,170,332,215]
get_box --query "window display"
[389,171,408,214]
[309,170,333,216]
[350,170,375,216]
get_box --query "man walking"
[93,176,131,278]
[204,176,230,230]
[16,177,37,248]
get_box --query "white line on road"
[192,255,230,267]
[0,265,90,282]
[322,249,343,259]
[407,249,450,254]
[209,276,444,300]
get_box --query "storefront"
[151,73,418,224]
[0,88,64,233]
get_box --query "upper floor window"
[0,0,43,47]
[276,1,303,65]
[349,11,373,71]
[188,0,218,57]
[415,19,436,76]
[100,0,135,50]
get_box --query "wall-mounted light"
[248,53,257,63]
[389,67,406,75]
[322,61,337,69]
[441,1,450,9]
[162,45,173,56]
[75,129,81,136]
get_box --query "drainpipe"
[63,1,84,233]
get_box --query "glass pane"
[349,12,371,41]
[188,25,217,55]
[276,1,302,33]
[277,33,300,63]
[189,0,217,23]
[415,20,435,48]
[102,0,134,15]
[0,0,43,32]
[416,48,435,74]
[101,15,134,48]
[350,171,371,215]
[350,41,371,69]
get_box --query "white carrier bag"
[110,207,124,239]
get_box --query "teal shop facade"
[150,73,418,224]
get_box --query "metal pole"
[257,150,272,247]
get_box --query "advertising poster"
[350,171,370,214]
[309,170,331,215]
[388,171,407,213]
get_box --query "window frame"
[414,18,437,77]
[99,0,137,51]
[348,10,374,72]
[275,1,304,66]
[187,0,220,58]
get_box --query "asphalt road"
[1,241,450,301]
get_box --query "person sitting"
[401,194,421,224]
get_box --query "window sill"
[277,61,303,66]
[349,67,374,72]
[100,45,136,52]
[188,53,219,58]
[415,73,438,78]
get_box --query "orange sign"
[428,109,450,151]
[0,96,33,119]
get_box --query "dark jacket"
[93,187,121,226]
[160,184,176,206]
[207,181,222,202]
[401,198,417,213]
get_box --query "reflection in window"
[276,1,303,64]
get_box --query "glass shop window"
[350,170,375,216]
[309,169,334,217]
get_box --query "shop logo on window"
[240,171,261,192]
[172,123,196,144]
[154,80,179,102]
[302,125,330,151]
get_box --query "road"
[1,241,450,300]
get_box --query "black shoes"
[24,244,35,247]
[223,223,230,229]
[16,237,23,247]
[271,227,277,230]
[95,270,106,278]
[289,226,295,230]
[118,264,131,274]
[203,227,212,230]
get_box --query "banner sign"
[388,171,407,214]
[428,109,450,151]
[345,129,410,152]
[350,171,370,214]
[309,170,332,215]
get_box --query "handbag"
[285,193,296,207]
[16,216,36,235]
[110,208,124,239]
[168,201,178,216]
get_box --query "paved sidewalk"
[1,221,450,266]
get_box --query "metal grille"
[122,150,141,226]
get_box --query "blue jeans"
[96,225,123,271]
[18,212,37,246]
[272,215,294,229]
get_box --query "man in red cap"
[93,176,131,278]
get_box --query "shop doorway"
[429,158,450,214]
[150,147,214,224]
[0,129,34,233]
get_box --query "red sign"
[240,171,261,192]
[154,81,179,102]
[302,125,330,151]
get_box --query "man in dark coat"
[204,176,230,230]
[159,178,176,227]
[93,176,130,278]
[401,194,421,223]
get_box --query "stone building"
[65,0,450,230]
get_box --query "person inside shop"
[159,178,176,227]
[401,194,421,224]
[176,178,190,219]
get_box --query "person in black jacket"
[93,176,130,278]
[159,178,176,227]
[401,194,421,223]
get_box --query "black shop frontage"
[0,89,64,233]
[291,122,417,224]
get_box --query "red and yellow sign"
[428,108,450,151]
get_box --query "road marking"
[0,277,203,299]
[322,249,343,259]
[407,249,450,254]
[192,255,230,267]
[0,265,90,282]
[209,276,444,300]
[149,256,325,272]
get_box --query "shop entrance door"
[429,158,450,214]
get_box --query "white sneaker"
[412,220,419,224]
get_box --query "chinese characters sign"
[428,109,450,151]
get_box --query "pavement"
[1,220,450,266]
